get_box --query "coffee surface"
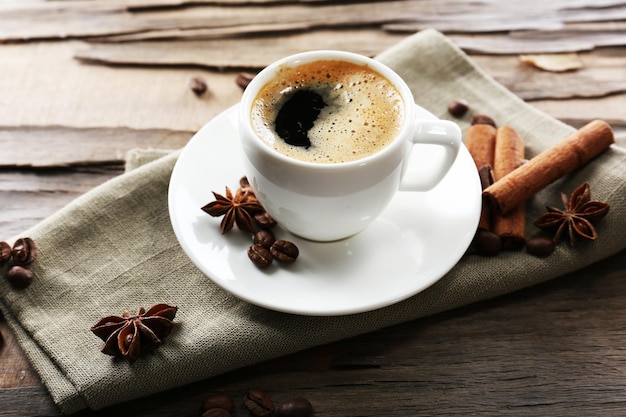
[251,60,405,163]
[274,89,325,148]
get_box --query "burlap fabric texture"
[1,29,625,414]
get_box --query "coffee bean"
[0,241,11,263]
[473,230,501,256]
[465,241,478,255]
[270,240,299,264]
[6,265,34,289]
[447,99,469,117]
[255,211,277,229]
[243,389,275,417]
[248,245,273,269]
[254,229,276,249]
[235,72,256,90]
[189,77,208,96]
[470,114,497,127]
[526,236,555,257]
[201,395,235,413]
[201,408,231,417]
[276,398,314,417]
[11,237,37,266]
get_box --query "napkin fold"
[1,29,625,414]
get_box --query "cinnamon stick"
[483,120,614,215]
[492,126,526,250]
[465,124,497,170]
[464,124,497,230]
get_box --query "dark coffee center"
[274,89,326,148]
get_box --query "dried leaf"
[520,53,583,72]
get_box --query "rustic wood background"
[1,0,625,416]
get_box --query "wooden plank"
[470,48,626,100]
[384,2,626,34]
[562,4,626,23]
[0,320,41,388]
[87,23,327,43]
[449,30,626,54]
[531,94,626,128]
[8,0,610,43]
[48,0,343,5]
[0,168,122,237]
[98,10,625,47]
[440,20,626,55]
[0,41,242,131]
[383,13,562,33]
[385,5,626,54]
[0,0,44,4]
[0,386,60,417]
[121,0,457,34]
[2,0,626,49]
[98,9,560,42]
[512,28,626,50]
[75,29,406,69]
[0,126,192,167]
[0,1,437,42]
[0,2,135,41]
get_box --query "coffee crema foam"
[251,60,405,164]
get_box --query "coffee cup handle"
[399,119,462,192]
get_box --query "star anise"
[201,186,264,234]
[534,182,610,246]
[91,303,178,362]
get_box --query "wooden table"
[1,1,625,416]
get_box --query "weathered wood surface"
[3,0,626,47]
[1,0,625,415]
[2,250,626,416]
[0,126,192,167]
[74,30,408,67]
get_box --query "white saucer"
[168,104,481,316]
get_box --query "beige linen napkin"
[1,29,625,414]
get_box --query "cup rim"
[240,50,416,170]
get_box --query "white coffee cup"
[239,50,461,242]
